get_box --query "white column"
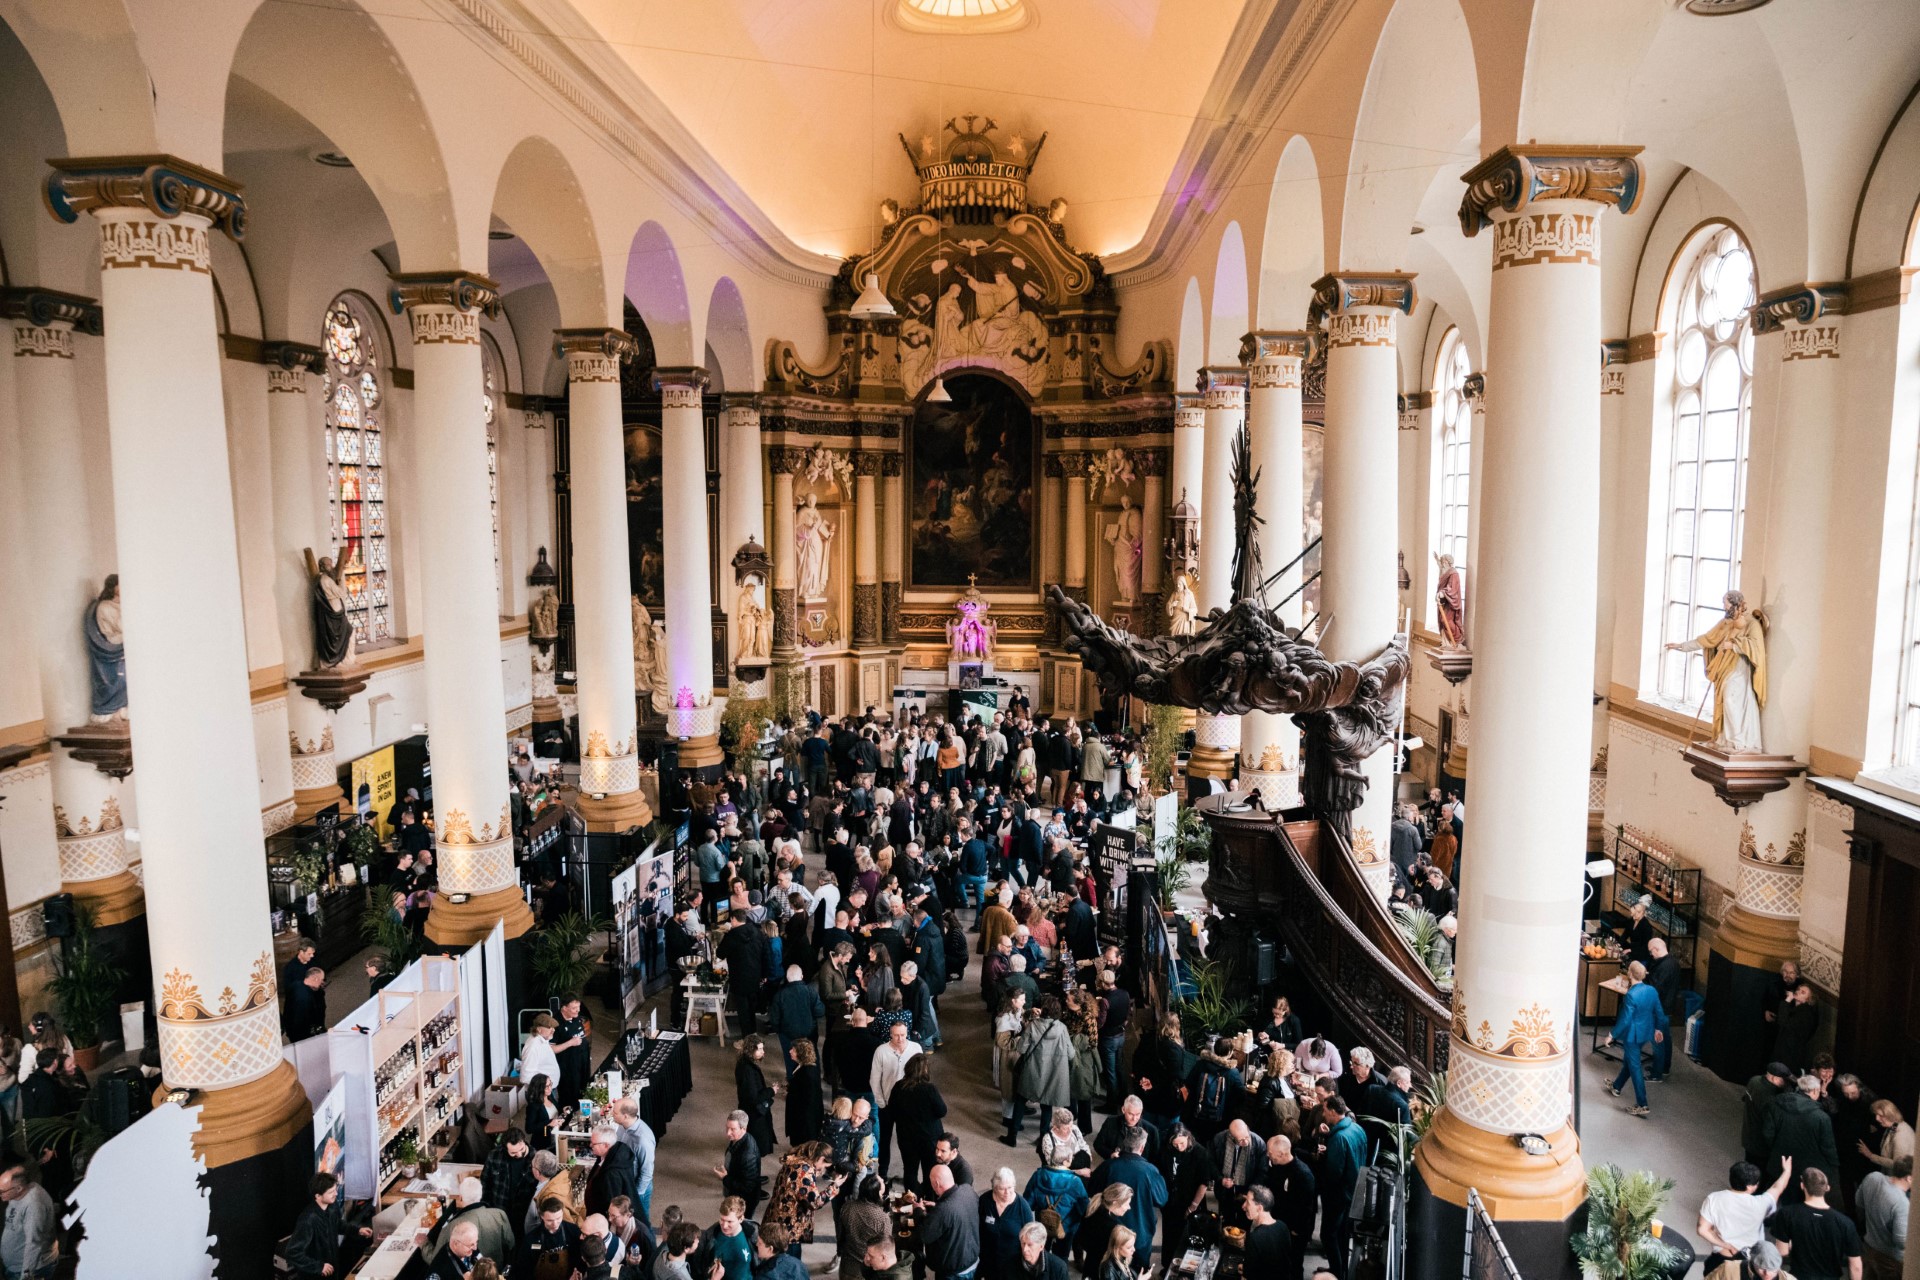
[1313,273,1416,892]
[6,288,142,923]
[656,367,721,767]
[1416,148,1643,1223]
[1240,332,1311,803]
[720,394,764,626]
[46,159,307,1165]
[1191,367,1247,780]
[882,455,904,644]
[390,273,533,944]
[558,329,647,829]
[1140,462,1166,601]
[1063,457,1088,594]
[853,454,881,647]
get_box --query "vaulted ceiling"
[556,0,1252,259]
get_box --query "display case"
[1606,825,1701,978]
[327,955,468,1199]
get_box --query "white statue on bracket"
[795,494,836,601]
[1105,495,1143,604]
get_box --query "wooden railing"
[1201,799,1452,1083]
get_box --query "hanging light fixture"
[849,272,896,319]
[926,375,952,402]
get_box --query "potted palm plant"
[49,907,127,1071]
[529,911,604,1000]
[1570,1165,1681,1280]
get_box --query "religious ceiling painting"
[909,373,1035,588]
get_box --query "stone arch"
[0,0,159,158]
[624,221,695,368]
[1257,135,1326,329]
[704,276,756,394]
[1208,221,1250,366]
[488,134,608,329]
[1848,76,1920,278]
[1176,276,1207,386]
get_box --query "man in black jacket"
[285,1172,371,1280]
[283,967,330,1042]
[1766,1074,1841,1202]
[713,1111,766,1216]
[718,916,769,1039]
[584,1124,640,1219]
[1744,1062,1793,1168]
[1263,1135,1318,1280]
[919,1163,982,1280]
[1644,938,1682,1082]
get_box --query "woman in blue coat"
[1605,959,1670,1116]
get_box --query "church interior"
[1,0,1919,1276]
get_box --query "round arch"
[1176,277,1207,386]
[1258,136,1325,329]
[704,277,755,394]
[489,134,607,327]
[624,221,695,367]
[1208,221,1250,366]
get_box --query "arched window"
[1434,329,1472,570]
[1654,225,1756,707]
[1889,220,1920,767]
[480,336,502,605]
[321,293,390,645]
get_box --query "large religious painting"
[625,424,664,605]
[1303,423,1324,614]
[897,236,1052,400]
[909,372,1035,588]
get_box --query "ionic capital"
[1172,392,1205,430]
[1458,145,1644,236]
[261,341,325,374]
[0,286,103,335]
[1239,330,1315,367]
[1196,365,1248,412]
[1462,372,1485,402]
[554,326,640,362]
[652,366,710,410]
[388,272,501,319]
[1750,282,1850,335]
[45,154,247,241]
[1310,272,1418,316]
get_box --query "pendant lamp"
[926,375,953,403]
[849,272,896,319]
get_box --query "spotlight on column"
[1513,1132,1551,1157]
[1585,858,1616,880]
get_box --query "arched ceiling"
[556,0,1250,259]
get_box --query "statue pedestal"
[1681,743,1805,809]
[53,723,133,779]
[291,665,371,712]
[1427,646,1474,685]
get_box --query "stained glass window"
[322,293,390,645]
[1655,225,1755,707]
[1434,329,1472,570]
[481,337,502,608]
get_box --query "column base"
[1408,1118,1585,1280]
[677,731,724,771]
[1710,900,1799,970]
[853,582,881,647]
[426,885,535,946]
[1703,947,1787,1083]
[1413,1105,1586,1220]
[66,870,145,928]
[572,786,654,833]
[291,782,347,825]
[1187,743,1237,781]
[153,1058,313,1170]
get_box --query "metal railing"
[1464,1189,1524,1280]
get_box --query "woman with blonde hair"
[1099,1225,1137,1280]
[1074,1184,1132,1273]
[1862,1097,1916,1172]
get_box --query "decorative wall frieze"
[1601,368,1627,396]
[45,155,247,240]
[1798,931,1843,994]
[267,367,307,394]
[1782,325,1841,361]
[1751,282,1849,335]
[98,219,210,273]
[0,286,102,335]
[9,906,46,955]
[1803,779,1853,823]
[262,798,297,837]
[1457,145,1644,235]
[1310,272,1418,316]
[1489,212,1599,269]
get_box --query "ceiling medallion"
[894,0,1033,35]
[1683,0,1771,13]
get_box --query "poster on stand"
[352,746,398,840]
[1090,822,1138,952]
[313,1077,349,1175]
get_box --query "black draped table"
[596,1028,692,1137]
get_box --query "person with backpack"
[1186,1037,1245,1144]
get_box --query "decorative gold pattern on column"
[12,325,72,359]
[653,365,710,407]
[98,220,211,274]
[45,155,247,238]
[556,326,639,382]
[1488,213,1598,270]
[1172,392,1204,431]
[1325,313,1397,347]
[1782,326,1840,360]
[1457,145,1645,235]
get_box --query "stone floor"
[315,855,1753,1273]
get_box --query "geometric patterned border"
[436,832,516,896]
[1799,932,1843,994]
[1195,713,1242,749]
[1734,854,1803,920]
[579,751,639,795]
[57,828,128,883]
[505,702,533,735]
[1446,1038,1573,1135]
[262,798,297,837]
[157,1000,283,1090]
[9,907,46,954]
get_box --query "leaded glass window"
[1435,329,1472,570]
[322,294,390,645]
[1655,225,1755,707]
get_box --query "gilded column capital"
[388,272,501,317]
[554,326,639,361]
[0,286,103,335]
[652,366,710,411]
[44,154,247,240]
[1457,145,1645,235]
[1239,329,1316,378]
[260,341,325,374]
[1462,372,1485,402]
[1749,282,1850,335]
[1309,272,1418,316]
[881,453,904,478]
[853,451,883,478]
[721,391,760,413]
[1195,365,1249,407]
[1172,392,1205,430]
[1131,449,1168,479]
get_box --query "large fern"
[1569,1165,1681,1280]
[1390,905,1452,983]
[1174,958,1252,1046]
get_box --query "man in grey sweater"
[1,1161,59,1280]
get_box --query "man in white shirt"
[519,1013,562,1092]
[1700,1157,1794,1277]
[869,1020,923,1180]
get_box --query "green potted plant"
[1173,958,1252,1047]
[290,844,328,896]
[1390,905,1453,983]
[395,1135,422,1179]
[529,911,604,999]
[341,822,381,883]
[1570,1165,1681,1280]
[361,895,419,975]
[1154,854,1193,914]
[1142,703,1186,793]
[48,907,126,1071]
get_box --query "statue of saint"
[84,575,128,723]
[795,494,835,601]
[632,595,659,694]
[304,549,358,670]
[1105,495,1143,604]
[1667,589,1768,752]
[1434,553,1466,648]
[530,587,560,641]
[736,581,772,664]
[1166,572,1198,637]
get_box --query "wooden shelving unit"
[328,955,467,1199]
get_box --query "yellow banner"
[352,746,397,840]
